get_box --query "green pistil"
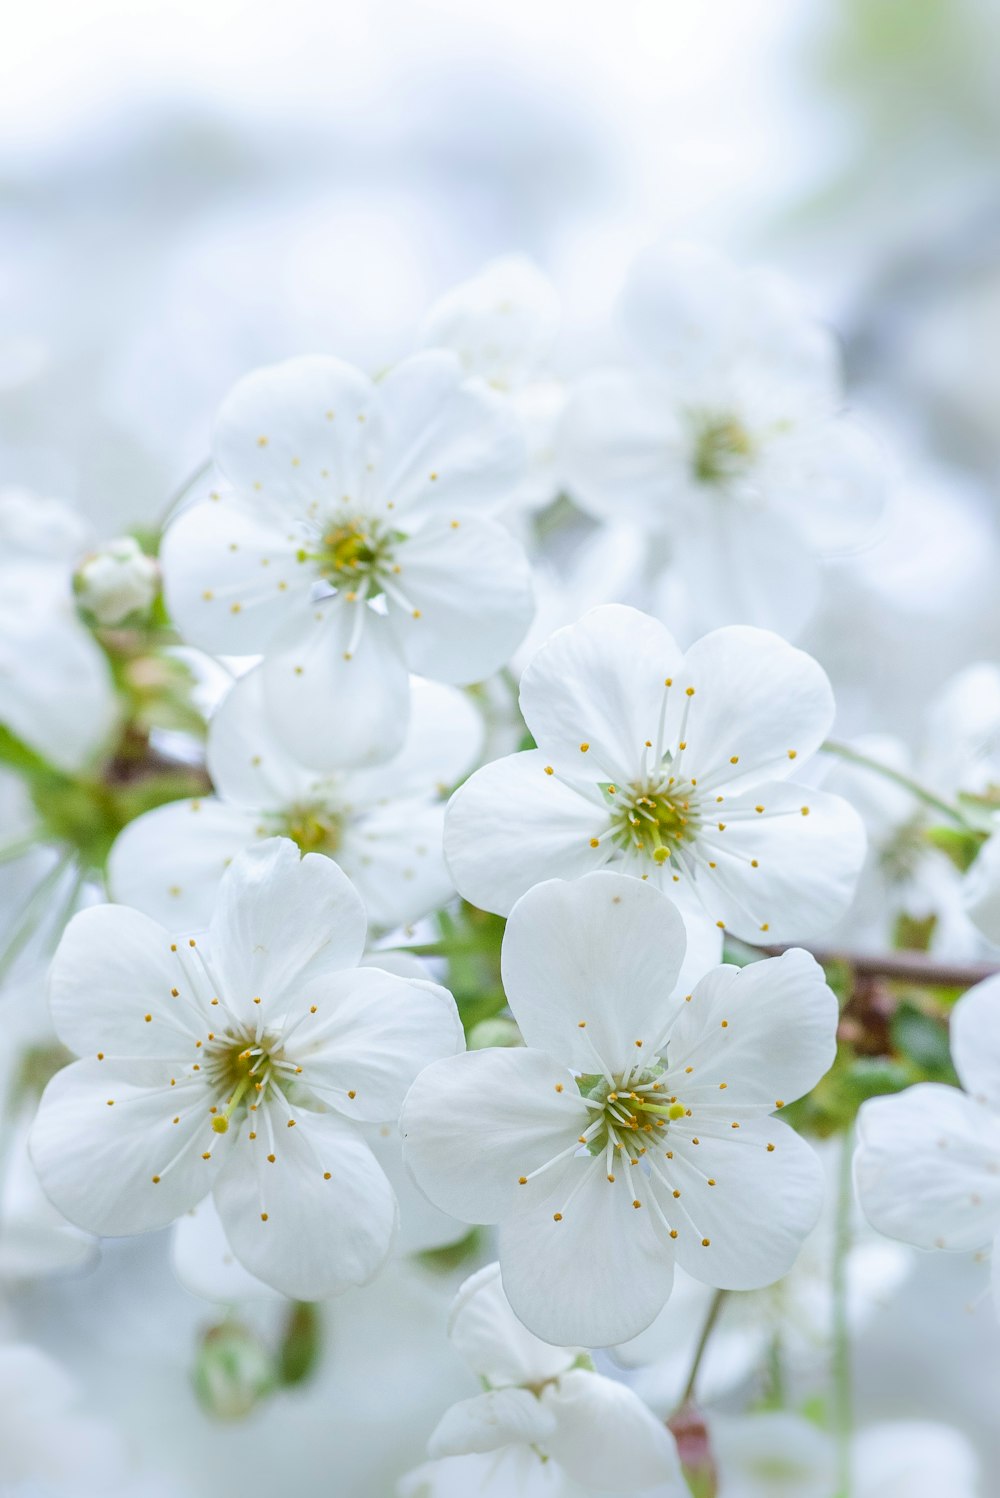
[609,780,700,864]
[298,516,407,597]
[692,415,753,485]
[578,1069,683,1157]
[283,808,343,856]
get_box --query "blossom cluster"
[1,248,996,1496]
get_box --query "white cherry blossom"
[445,604,865,943]
[107,671,483,933]
[557,243,885,640]
[160,352,533,770]
[402,872,837,1345]
[76,535,159,626]
[398,1260,685,1497]
[855,972,1000,1310]
[29,838,464,1300]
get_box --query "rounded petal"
[420,255,559,388]
[207,665,318,810]
[662,949,838,1112]
[213,1110,396,1299]
[855,1084,1000,1251]
[353,676,484,801]
[30,1059,225,1236]
[448,1262,580,1387]
[107,798,260,931]
[678,626,835,791]
[519,605,685,780]
[692,783,867,942]
[387,514,534,684]
[289,966,463,1122]
[207,839,367,1024]
[768,415,887,555]
[171,1196,278,1302]
[377,350,526,516]
[48,903,201,1060]
[363,1121,468,1255]
[543,1368,684,1490]
[660,1116,824,1290]
[337,800,454,931]
[444,750,608,917]
[500,1159,675,1346]
[951,975,1000,1110]
[501,872,687,1073]
[963,831,1000,945]
[260,597,410,771]
[401,1048,589,1225]
[429,1388,557,1459]
[212,354,376,511]
[557,368,681,526]
[160,495,303,654]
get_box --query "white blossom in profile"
[160,352,533,771]
[30,838,463,1300]
[557,244,886,640]
[403,872,837,1346]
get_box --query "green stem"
[821,740,974,830]
[679,1288,728,1408]
[832,1127,854,1498]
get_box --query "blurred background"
[4,1,1000,1491]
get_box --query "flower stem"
[821,739,974,830]
[832,1127,854,1498]
[679,1288,728,1409]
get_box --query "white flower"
[402,871,837,1345]
[398,1260,684,1497]
[29,838,463,1300]
[160,352,533,770]
[854,972,1000,1311]
[0,488,117,771]
[557,244,886,639]
[76,535,159,626]
[107,671,483,933]
[445,604,865,943]
[420,255,565,514]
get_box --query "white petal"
[337,800,454,931]
[214,1109,397,1299]
[363,1121,468,1255]
[289,965,463,1122]
[428,1388,556,1459]
[657,1116,824,1290]
[401,1048,588,1224]
[949,974,1000,1111]
[107,798,260,931]
[212,354,376,510]
[207,664,318,810]
[260,596,410,770]
[662,950,838,1112]
[171,1195,278,1302]
[769,415,887,555]
[501,872,687,1073]
[48,903,206,1060]
[692,782,867,942]
[387,514,533,684]
[377,350,526,516]
[499,1158,675,1346]
[543,1368,684,1491]
[207,839,367,1025]
[855,1084,1000,1251]
[557,367,681,526]
[399,1449,569,1498]
[444,750,608,916]
[963,831,1000,944]
[160,494,303,654]
[420,255,559,388]
[678,625,835,791]
[448,1262,581,1387]
[345,676,483,801]
[30,1059,225,1236]
[519,604,685,779]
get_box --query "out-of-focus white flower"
[0,1342,127,1494]
[557,244,886,640]
[403,872,836,1346]
[855,973,1000,1310]
[160,352,532,771]
[711,1410,981,1497]
[446,604,865,943]
[108,672,483,933]
[30,838,463,1299]
[0,488,117,771]
[76,536,159,626]
[398,1260,685,1497]
[421,255,565,513]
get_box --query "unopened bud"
[76,536,158,625]
[466,1016,522,1050]
[193,1321,274,1421]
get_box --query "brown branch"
[738,941,999,991]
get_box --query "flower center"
[300,515,405,597]
[691,413,754,486]
[607,777,701,865]
[280,805,344,856]
[204,1029,295,1133]
[578,1068,686,1160]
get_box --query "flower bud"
[76,536,158,625]
[193,1321,275,1421]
